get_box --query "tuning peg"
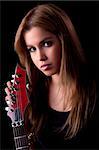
[10,86,18,92]
[5,107,14,112]
[11,80,20,85]
[15,81,20,85]
[6,100,10,105]
[5,107,9,111]
[12,74,21,78]
[10,93,16,98]
[16,73,22,78]
[26,83,30,90]
[11,79,14,83]
[12,74,15,78]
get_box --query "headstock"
[6,64,29,126]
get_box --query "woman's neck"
[48,74,72,112]
[51,73,61,85]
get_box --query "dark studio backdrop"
[1,1,99,149]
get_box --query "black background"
[1,1,98,149]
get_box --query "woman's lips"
[41,64,52,70]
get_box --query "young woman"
[5,3,97,149]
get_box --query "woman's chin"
[42,70,58,77]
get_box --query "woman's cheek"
[30,54,35,63]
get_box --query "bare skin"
[24,27,61,77]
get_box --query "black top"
[34,103,99,149]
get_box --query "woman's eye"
[27,47,36,52]
[43,41,53,47]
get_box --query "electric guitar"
[5,64,29,150]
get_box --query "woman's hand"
[4,73,30,113]
[4,75,16,111]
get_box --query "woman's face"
[24,27,61,76]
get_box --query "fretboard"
[13,124,29,150]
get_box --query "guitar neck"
[12,124,29,150]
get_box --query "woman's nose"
[37,49,48,61]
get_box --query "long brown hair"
[14,4,96,139]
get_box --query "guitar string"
[16,68,28,148]
[12,67,20,148]
[15,68,20,123]
[16,70,23,147]
[16,67,20,141]
[12,66,28,148]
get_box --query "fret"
[13,124,26,137]
[16,145,29,150]
[14,135,27,140]
[13,124,29,150]
[14,135,28,148]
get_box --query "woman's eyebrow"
[39,36,53,45]
[26,36,53,48]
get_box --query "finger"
[5,100,13,107]
[5,94,16,105]
[5,92,16,101]
[5,95,12,101]
[6,82,17,93]
[7,81,12,89]
[6,100,11,106]
[5,95,13,106]
[5,106,14,112]
[5,87,11,96]
[5,99,15,107]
